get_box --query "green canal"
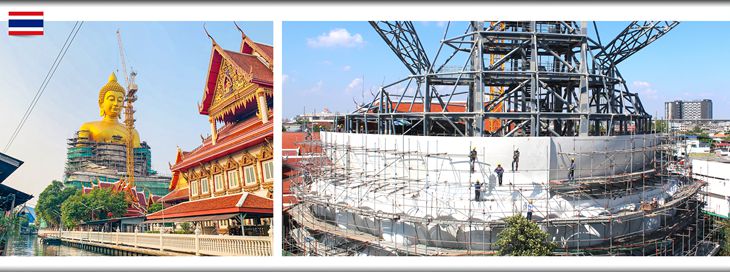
[6,234,105,256]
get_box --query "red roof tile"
[283,195,299,206]
[224,50,272,85]
[171,119,273,172]
[373,102,467,113]
[255,43,273,61]
[282,132,320,150]
[146,193,272,219]
[159,188,189,203]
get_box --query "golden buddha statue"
[78,73,141,147]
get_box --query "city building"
[292,108,340,131]
[665,99,713,120]
[692,158,730,219]
[146,27,273,238]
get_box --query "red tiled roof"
[283,195,299,206]
[255,43,273,61]
[146,193,272,219]
[158,188,189,203]
[373,102,467,113]
[283,180,293,195]
[282,132,320,150]
[171,118,273,172]
[223,50,273,85]
[168,149,185,190]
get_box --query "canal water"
[6,234,105,256]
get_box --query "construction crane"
[116,29,138,189]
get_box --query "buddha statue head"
[98,72,126,119]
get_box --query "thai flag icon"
[8,11,44,36]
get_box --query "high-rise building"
[664,99,712,120]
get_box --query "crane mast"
[117,30,137,188]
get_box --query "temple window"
[227,170,240,188]
[262,160,274,182]
[214,174,224,192]
[190,180,199,196]
[201,177,210,194]
[244,165,257,186]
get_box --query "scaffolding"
[286,130,712,256]
[65,130,154,177]
[345,21,678,137]
[63,130,170,196]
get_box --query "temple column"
[210,117,218,145]
[256,88,269,123]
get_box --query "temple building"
[146,26,273,237]
[63,74,170,197]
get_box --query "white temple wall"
[322,132,657,186]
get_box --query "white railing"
[39,230,272,256]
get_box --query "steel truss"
[343,21,678,137]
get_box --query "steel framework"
[344,21,678,137]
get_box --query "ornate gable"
[209,57,259,122]
[258,144,273,161]
[240,152,257,166]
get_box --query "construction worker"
[568,158,576,182]
[469,147,477,173]
[527,200,534,221]
[495,164,504,186]
[512,149,520,171]
[474,180,482,201]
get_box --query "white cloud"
[632,81,651,88]
[632,80,658,100]
[345,78,363,93]
[420,21,448,28]
[343,65,352,72]
[282,74,289,83]
[307,29,364,48]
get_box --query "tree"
[721,221,730,256]
[146,202,163,214]
[60,193,88,229]
[60,188,129,229]
[653,120,668,133]
[35,181,78,228]
[495,215,555,256]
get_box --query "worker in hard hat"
[527,200,535,221]
[495,164,504,186]
[512,148,520,171]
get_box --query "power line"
[3,21,84,153]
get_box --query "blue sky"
[283,21,730,119]
[0,21,272,204]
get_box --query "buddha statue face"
[97,73,127,120]
[100,90,124,119]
